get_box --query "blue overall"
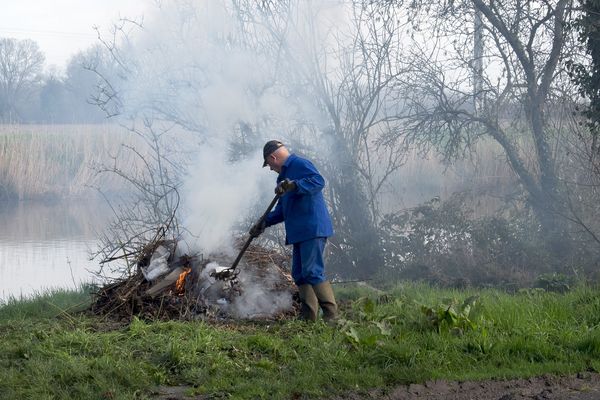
[265,154,334,285]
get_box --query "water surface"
[0,200,111,301]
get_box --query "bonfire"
[90,238,298,322]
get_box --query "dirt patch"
[151,372,600,399]
[341,372,600,400]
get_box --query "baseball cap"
[262,140,284,167]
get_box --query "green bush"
[535,273,573,293]
[379,194,558,288]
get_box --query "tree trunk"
[323,134,384,280]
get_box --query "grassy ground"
[1,282,600,399]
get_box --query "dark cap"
[262,140,284,167]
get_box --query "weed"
[420,295,482,335]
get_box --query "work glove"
[249,219,266,238]
[275,178,297,195]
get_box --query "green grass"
[0,287,91,320]
[1,283,600,399]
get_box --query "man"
[250,140,338,321]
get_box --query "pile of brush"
[90,239,298,322]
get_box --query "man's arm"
[265,200,284,226]
[294,159,325,195]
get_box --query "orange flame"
[175,267,191,294]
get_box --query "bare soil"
[152,372,600,399]
[339,372,600,400]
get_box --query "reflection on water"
[0,200,111,301]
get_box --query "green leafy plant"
[420,295,482,335]
[339,297,395,349]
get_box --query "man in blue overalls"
[250,140,338,321]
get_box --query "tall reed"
[0,124,521,211]
[0,124,138,200]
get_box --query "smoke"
[229,263,293,319]
[106,2,285,253]
[103,0,353,256]
[196,260,293,319]
[88,0,563,287]
[181,143,271,255]
[114,0,349,130]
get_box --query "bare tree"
[0,38,45,122]
[85,19,193,276]
[393,0,580,255]
[231,1,412,278]
[85,1,411,278]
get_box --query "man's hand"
[249,220,266,238]
[275,178,297,195]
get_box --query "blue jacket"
[265,154,334,244]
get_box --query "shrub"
[379,193,558,287]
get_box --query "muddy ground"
[153,372,600,399]
[339,372,600,400]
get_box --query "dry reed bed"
[0,124,143,200]
[0,124,519,207]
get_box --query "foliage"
[534,273,573,293]
[338,297,396,348]
[419,295,482,335]
[380,194,554,287]
[566,0,600,132]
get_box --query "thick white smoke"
[181,143,272,255]
[229,263,293,319]
[196,260,293,319]
[108,0,350,274]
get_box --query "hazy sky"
[0,0,149,71]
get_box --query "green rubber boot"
[313,281,338,321]
[298,284,318,321]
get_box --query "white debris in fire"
[229,262,293,319]
[196,260,294,320]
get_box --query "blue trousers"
[291,237,327,286]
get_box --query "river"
[0,200,112,301]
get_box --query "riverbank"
[1,283,599,399]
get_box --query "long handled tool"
[213,193,281,280]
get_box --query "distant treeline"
[0,38,111,124]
